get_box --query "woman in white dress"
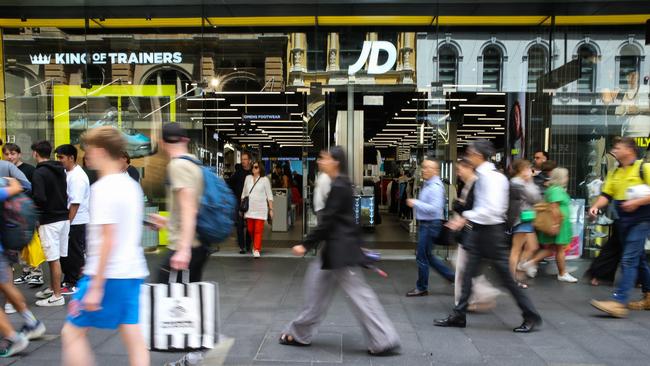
[241,161,273,258]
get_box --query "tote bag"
[139,271,219,351]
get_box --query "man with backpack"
[31,140,69,307]
[55,144,90,295]
[590,137,650,318]
[149,123,207,283]
[0,177,46,357]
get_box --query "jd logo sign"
[348,41,397,76]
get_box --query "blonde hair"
[82,126,126,160]
[548,167,569,188]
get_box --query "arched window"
[577,44,597,93]
[438,44,458,85]
[527,45,548,91]
[143,68,192,95]
[618,44,641,90]
[4,68,39,97]
[482,45,502,91]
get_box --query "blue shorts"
[66,276,143,330]
[512,222,535,234]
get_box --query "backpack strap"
[640,160,646,182]
[176,155,202,166]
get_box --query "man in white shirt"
[435,140,542,333]
[56,144,90,295]
[61,126,149,366]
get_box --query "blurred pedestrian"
[280,147,400,355]
[590,137,650,318]
[31,140,69,307]
[534,160,556,193]
[241,161,273,258]
[435,140,542,333]
[508,159,542,288]
[229,152,253,254]
[532,151,548,176]
[520,168,578,283]
[0,178,45,357]
[61,126,149,366]
[150,123,207,282]
[405,158,454,297]
[452,157,501,311]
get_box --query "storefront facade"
[1,1,649,251]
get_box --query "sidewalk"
[3,253,650,366]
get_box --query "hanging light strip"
[191,116,241,120]
[477,117,505,121]
[462,124,501,127]
[463,113,486,117]
[393,117,417,120]
[187,108,238,112]
[186,98,225,101]
[458,104,506,108]
[231,103,299,107]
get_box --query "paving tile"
[254,330,343,363]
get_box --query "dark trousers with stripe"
[61,224,86,286]
[157,245,210,283]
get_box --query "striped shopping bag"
[139,271,219,351]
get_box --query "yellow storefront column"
[0,29,5,147]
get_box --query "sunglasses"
[253,166,259,169]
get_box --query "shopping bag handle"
[169,270,190,284]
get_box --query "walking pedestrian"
[508,159,542,288]
[279,147,400,355]
[61,126,149,366]
[0,178,46,357]
[452,157,501,311]
[532,151,548,177]
[519,168,578,283]
[55,144,90,295]
[405,157,454,297]
[120,151,140,182]
[590,137,650,317]
[435,140,542,332]
[241,161,273,258]
[150,123,208,283]
[229,152,252,254]
[31,140,69,307]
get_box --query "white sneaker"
[0,333,29,357]
[35,288,53,299]
[4,304,16,315]
[19,321,46,340]
[35,295,65,307]
[519,261,538,278]
[253,250,261,258]
[557,273,578,283]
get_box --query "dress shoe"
[591,299,629,318]
[513,317,541,333]
[434,314,466,328]
[405,288,428,297]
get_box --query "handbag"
[239,177,260,213]
[139,270,220,351]
[533,202,563,236]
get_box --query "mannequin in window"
[616,71,650,140]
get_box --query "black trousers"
[586,224,621,283]
[156,245,210,283]
[236,209,252,252]
[454,223,540,321]
[61,224,86,286]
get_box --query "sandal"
[516,281,529,289]
[279,334,310,347]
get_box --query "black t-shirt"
[17,162,36,183]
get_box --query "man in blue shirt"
[406,158,454,297]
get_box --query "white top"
[313,172,332,212]
[84,173,149,279]
[462,162,509,225]
[242,175,273,220]
[66,165,90,225]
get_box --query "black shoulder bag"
[239,177,260,213]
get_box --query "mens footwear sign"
[348,41,397,75]
[29,51,182,65]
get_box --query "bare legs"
[62,323,149,366]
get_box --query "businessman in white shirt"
[434,140,542,333]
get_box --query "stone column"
[326,32,340,72]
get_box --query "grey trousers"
[284,259,400,353]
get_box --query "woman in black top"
[279,146,400,355]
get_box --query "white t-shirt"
[66,165,90,225]
[84,173,149,279]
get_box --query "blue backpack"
[178,157,236,246]
[0,178,37,251]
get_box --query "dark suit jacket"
[303,175,366,270]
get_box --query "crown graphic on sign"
[30,54,51,65]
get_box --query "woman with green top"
[520,168,578,283]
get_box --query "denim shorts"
[512,222,535,234]
[67,276,143,330]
